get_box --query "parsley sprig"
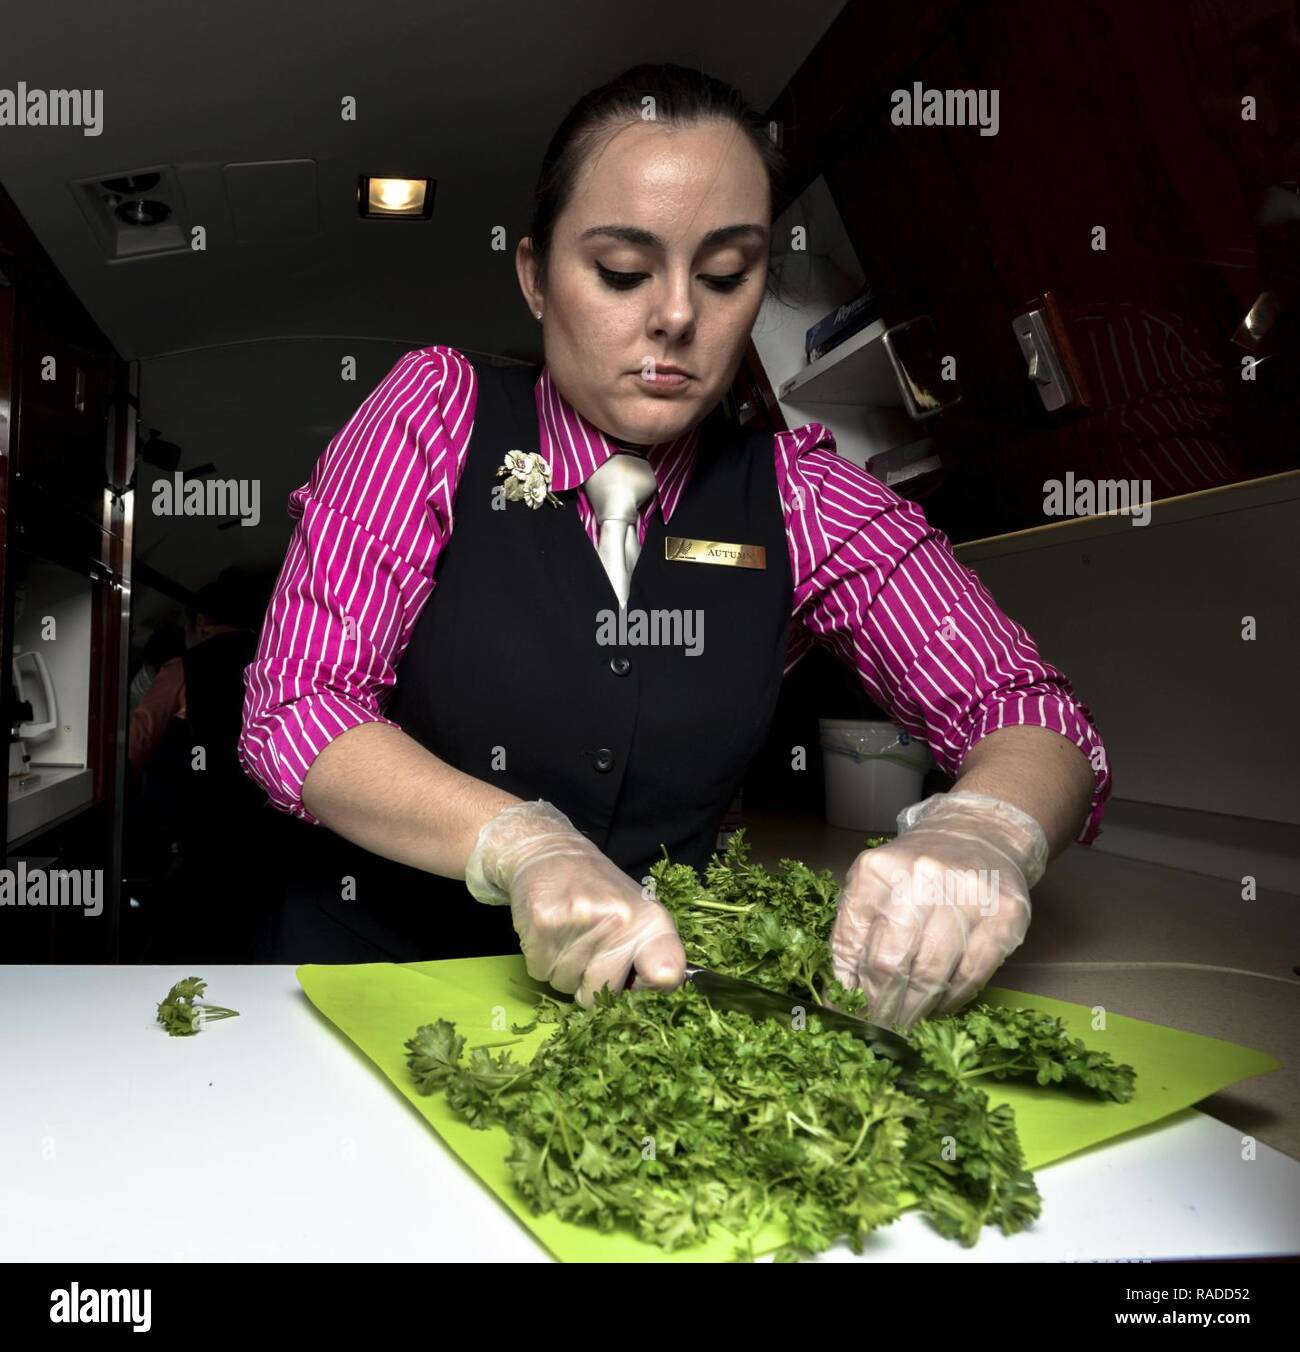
[156,977,240,1037]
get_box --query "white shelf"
[775,318,898,406]
[7,767,93,845]
[749,175,945,471]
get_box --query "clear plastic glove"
[464,799,686,1006]
[829,791,1049,1032]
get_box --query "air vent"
[70,165,191,260]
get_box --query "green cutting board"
[297,955,1279,1261]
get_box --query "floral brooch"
[495,449,563,509]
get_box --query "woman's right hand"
[464,800,687,1005]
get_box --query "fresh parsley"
[406,830,1135,1258]
[156,976,240,1037]
[653,830,1136,1103]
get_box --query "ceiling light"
[357,176,434,219]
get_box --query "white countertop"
[1,963,1297,1262]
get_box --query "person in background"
[128,629,187,778]
[134,569,280,961]
[127,623,185,715]
[129,578,259,778]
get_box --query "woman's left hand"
[829,792,1050,1031]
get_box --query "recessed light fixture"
[357,176,434,219]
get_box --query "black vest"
[275,359,791,961]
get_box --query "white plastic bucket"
[818,719,930,833]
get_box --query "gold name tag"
[665,536,766,569]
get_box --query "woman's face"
[517,118,770,446]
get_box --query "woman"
[239,63,1109,1030]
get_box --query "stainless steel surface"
[109,359,138,958]
[682,963,919,1066]
[880,316,954,422]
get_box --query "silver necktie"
[582,452,659,609]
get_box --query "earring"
[534,310,543,320]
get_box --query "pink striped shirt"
[238,345,1111,843]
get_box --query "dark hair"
[142,622,185,668]
[185,568,264,630]
[527,63,788,291]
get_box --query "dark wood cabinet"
[14,319,115,523]
[763,0,1299,542]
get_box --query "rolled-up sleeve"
[237,346,476,822]
[777,424,1112,844]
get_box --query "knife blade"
[680,964,919,1067]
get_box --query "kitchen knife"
[679,963,920,1068]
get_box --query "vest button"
[593,748,615,773]
[609,655,631,677]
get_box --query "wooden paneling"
[15,318,114,522]
[761,0,1299,540]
